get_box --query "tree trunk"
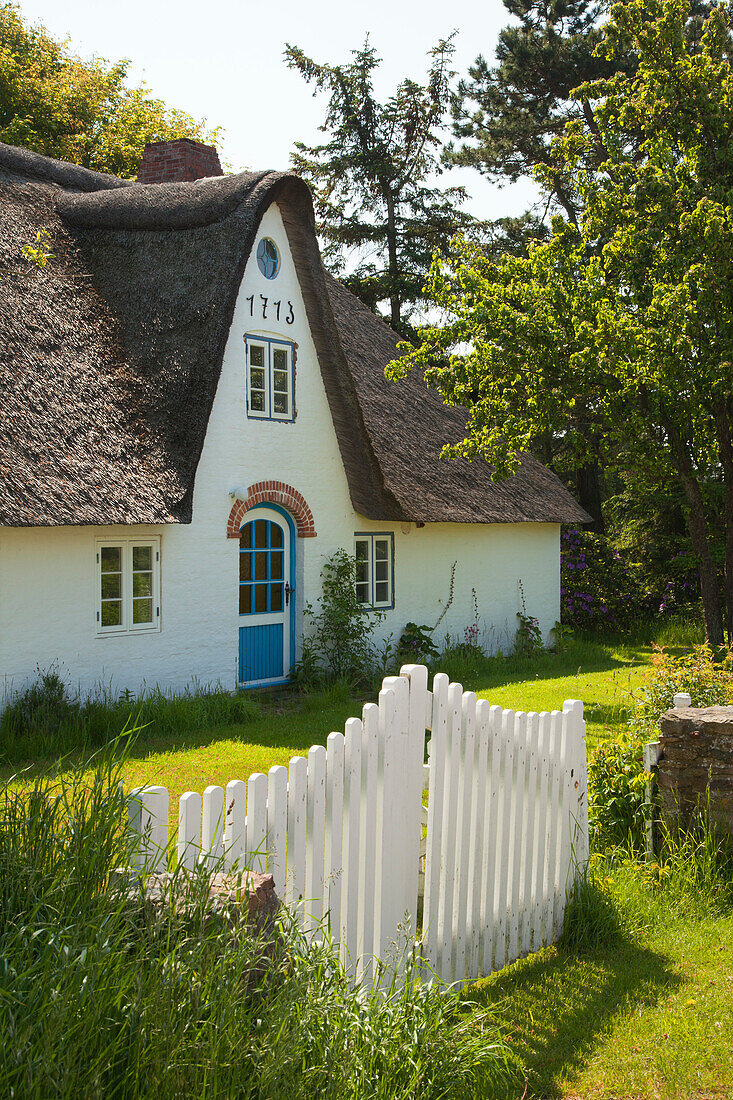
[384,189,401,330]
[666,420,723,645]
[714,398,733,646]
[576,459,605,534]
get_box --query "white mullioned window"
[245,336,294,422]
[354,533,394,609]
[96,537,161,635]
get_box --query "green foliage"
[300,549,383,686]
[588,731,649,851]
[650,797,733,914]
[0,669,260,760]
[561,526,650,633]
[394,0,733,646]
[0,2,217,177]
[559,866,622,953]
[550,620,574,653]
[513,579,545,656]
[285,37,480,334]
[0,753,512,1098]
[21,228,53,268]
[449,0,619,223]
[395,622,440,666]
[590,642,733,853]
[629,644,733,741]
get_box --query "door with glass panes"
[238,507,294,687]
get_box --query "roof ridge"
[0,141,130,192]
[56,169,291,231]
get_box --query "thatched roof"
[0,141,588,528]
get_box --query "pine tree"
[286,37,480,337]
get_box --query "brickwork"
[226,482,316,538]
[137,139,223,183]
[658,706,733,833]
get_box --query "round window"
[257,237,280,279]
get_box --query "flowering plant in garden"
[560,527,649,632]
[514,579,545,655]
[629,645,733,740]
[657,551,700,616]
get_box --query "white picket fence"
[129,664,588,984]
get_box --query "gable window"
[256,237,280,279]
[245,336,294,422]
[96,537,161,635]
[354,533,394,609]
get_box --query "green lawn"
[468,872,733,1099]
[8,629,733,1097]
[114,638,648,814]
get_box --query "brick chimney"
[137,138,223,183]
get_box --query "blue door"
[238,507,294,687]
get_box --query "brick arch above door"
[226,482,316,538]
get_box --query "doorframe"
[237,503,296,688]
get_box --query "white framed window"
[245,336,294,422]
[96,538,161,635]
[354,533,394,609]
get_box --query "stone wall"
[658,706,733,832]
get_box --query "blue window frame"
[257,238,280,279]
[239,518,285,614]
[354,532,394,609]
[245,335,295,422]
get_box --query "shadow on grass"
[0,637,652,775]
[0,688,367,778]
[466,935,680,1099]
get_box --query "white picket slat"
[359,702,380,983]
[507,711,528,965]
[453,690,476,983]
[543,711,563,944]
[437,680,462,981]
[224,779,246,869]
[342,716,363,969]
[479,704,503,974]
[267,766,288,893]
[305,744,327,938]
[468,698,490,979]
[177,790,201,871]
[521,713,540,957]
[493,709,514,971]
[286,755,307,921]
[129,785,169,871]
[201,785,225,871]
[325,731,345,943]
[423,672,449,976]
[246,773,267,874]
[533,712,551,949]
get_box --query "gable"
[0,140,589,529]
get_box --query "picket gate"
[129,664,588,984]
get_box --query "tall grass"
[0,671,262,762]
[0,748,514,1098]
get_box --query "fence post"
[563,699,588,875]
[643,740,662,859]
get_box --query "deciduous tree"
[391,0,733,644]
[0,3,217,178]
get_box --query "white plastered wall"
[0,203,560,702]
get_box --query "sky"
[16,0,540,223]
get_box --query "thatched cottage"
[0,138,587,696]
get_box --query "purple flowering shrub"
[657,550,700,615]
[561,527,649,632]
